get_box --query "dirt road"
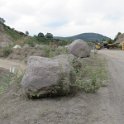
[0,58,26,71]
[89,49,124,124]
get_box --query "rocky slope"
[0,24,13,47]
[0,23,26,48]
[115,33,124,44]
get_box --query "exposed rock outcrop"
[115,33,124,44]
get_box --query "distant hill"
[55,33,110,42]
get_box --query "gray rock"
[68,39,91,58]
[115,33,124,44]
[13,45,21,49]
[21,54,76,97]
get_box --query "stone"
[67,39,91,58]
[13,45,21,49]
[21,54,76,98]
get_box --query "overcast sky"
[0,0,124,38]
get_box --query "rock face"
[67,39,90,58]
[21,54,76,97]
[115,33,124,44]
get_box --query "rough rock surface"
[115,33,124,44]
[21,54,76,97]
[67,39,90,58]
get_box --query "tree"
[0,17,5,24]
[45,33,53,39]
[102,38,106,41]
[25,31,29,36]
[107,39,113,44]
[38,32,44,37]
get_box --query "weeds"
[2,46,12,57]
[43,45,68,58]
[0,73,12,94]
[72,54,108,93]
[0,70,24,95]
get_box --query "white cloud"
[0,0,124,38]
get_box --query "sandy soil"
[0,58,26,71]
[0,49,124,124]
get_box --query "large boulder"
[67,39,91,58]
[21,54,76,98]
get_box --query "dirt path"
[89,49,124,124]
[0,58,26,71]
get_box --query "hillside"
[0,23,62,47]
[0,23,26,47]
[55,33,110,42]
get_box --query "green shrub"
[0,70,24,95]
[43,45,68,58]
[4,26,24,41]
[72,54,108,93]
[26,38,36,47]
[2,47,12,57]
[0,73,12,94]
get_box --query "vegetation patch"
[0,68,23,95]
[4,25,25,41]
[72,54,108,93]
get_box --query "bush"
[43,45,68,58]
[0,71,24,95]
[2,47,12,57]
[117,44,122,49]
[26,37,36,47]
[0,74,12,94]
[72,54,108,93]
